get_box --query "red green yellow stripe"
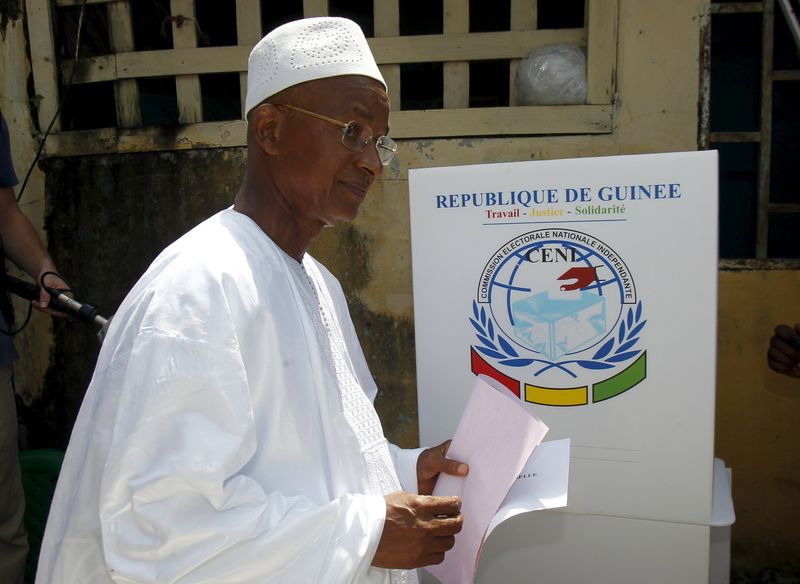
[469,347,647,407]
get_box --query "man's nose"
[356,141,383,176]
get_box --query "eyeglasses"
[276,103,397,166]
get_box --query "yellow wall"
[718,269,800,574]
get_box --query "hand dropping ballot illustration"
[469,228,646,406]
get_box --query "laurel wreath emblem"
[470,300,646,378]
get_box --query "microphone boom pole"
[3,274,109,332]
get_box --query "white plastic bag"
[516,43,587,105]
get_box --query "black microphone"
[3,274,109,330]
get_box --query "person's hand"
[32,270,70,317]
[417,439,469,496]
[767,323,800,378]
[372,491,463,569]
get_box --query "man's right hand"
[372,491,463,569]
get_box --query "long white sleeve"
[98,322,385,583]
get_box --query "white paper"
[486,437,571,537]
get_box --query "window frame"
[27,0,619,157]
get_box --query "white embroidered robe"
[36,209,423,584]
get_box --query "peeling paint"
[457,138,485,149]
[414,140,433,153]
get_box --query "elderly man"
[37,17,466,584]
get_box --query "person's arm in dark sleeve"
[0,111,67,313]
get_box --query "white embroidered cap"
[244,17,386,117]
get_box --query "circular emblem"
[470,228,647,406]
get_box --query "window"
[26,0,618,156]
[703,0,800,259]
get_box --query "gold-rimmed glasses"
[276,103,397,166]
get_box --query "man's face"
[273,76,391,228]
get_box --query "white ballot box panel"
[709,459,734,584]
[420,511,711,584]
[410,151,718,525]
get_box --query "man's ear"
[249,104,281,156]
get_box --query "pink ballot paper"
[427,375,549,584]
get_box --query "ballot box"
[419,458,734,584]
[409,152,732,583]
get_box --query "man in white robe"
[37,17,467,584]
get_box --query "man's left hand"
[32,270,69,317]
[417,440,469,496]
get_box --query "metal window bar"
[704,0,800,259]
[757,0,775,258]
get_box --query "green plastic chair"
[19,449,64,584]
